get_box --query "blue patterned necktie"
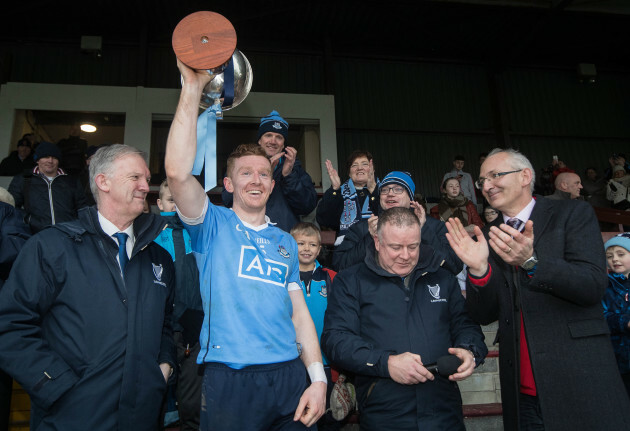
[506,217,524,232]
[113,232,129,273]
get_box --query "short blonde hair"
[158,179,170,200]
[290,222,321,244]
[226,144,269,178]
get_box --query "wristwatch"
[521,252,538,271]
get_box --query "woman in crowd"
[431,176,483,233]
[316,150,379,244]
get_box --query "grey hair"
[0,186,15,206]
[376,207,420,239]
[487,148,536,193]
[89,144,147,204]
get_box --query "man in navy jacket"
[322,207,486,430]
[222,110,317,232]
[0,144,176,431]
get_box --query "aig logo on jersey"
[238,245,288,287]
[428,284,447,303]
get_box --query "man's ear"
[94,173,110,193]
[521,168,533,188]
[374,234,381,253]
[223,176,234,193]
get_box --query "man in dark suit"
[445,148,630,431]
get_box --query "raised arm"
[164,59,213,219]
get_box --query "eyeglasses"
[475,169,522,189]
[380,186,405,195]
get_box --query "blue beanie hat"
[34,142,62,161]
[605,233,630,253]
[257,110,289,142]
[379,171,416,200]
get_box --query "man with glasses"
[333,171,462,275]
[445,148,630,430]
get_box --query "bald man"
[548,172,583,200]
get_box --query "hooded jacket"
[322,242,486,430]
[332,208,462,275]
[0,207,175,431]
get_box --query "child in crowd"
[290,222,343,430]
[603,233,630,397]
[154,180,204,431]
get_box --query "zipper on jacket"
[46,176,56,225]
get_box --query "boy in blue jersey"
[154,180,203,431]
[290,222,343,431]
[164,58,326,431]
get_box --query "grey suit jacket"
[466,196,630,431]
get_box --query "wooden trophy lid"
[172,11,237,70]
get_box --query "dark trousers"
[175,331,203,431]
[200,358,314,431]
[519,393,545,431]
[0,369,11,431]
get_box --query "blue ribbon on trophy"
[173,11,253,192]
[192,104,221,191]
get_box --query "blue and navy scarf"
[339,179,373,237]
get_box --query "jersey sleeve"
[286,235,301,292]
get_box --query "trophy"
[172,11,253,190]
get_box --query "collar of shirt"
[238,211,273,231]
[502,197,536,225]
[98,211,135,259]
[176,196,273,231]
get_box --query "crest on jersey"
[278,245,290,258]
[428,284,440,300]
[152,263,163,282]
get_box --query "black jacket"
[322,242,486,430]
[8,171,87,233]
[0,202,30,284]
[332,209,463,275]
[0,207,175,431]
[466,197,630,431]
[315,183,379,236]
[0,151,35,176]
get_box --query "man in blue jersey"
[164,59,326,431]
